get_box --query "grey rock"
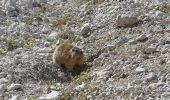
[80,23,91,37]
[48,31,58,41]
[116,15,140,27]
[44,42,51,47]
[4,0,19,17]
[32,32,42,39]
[136,33,148,42]
[38,91,61,100]
[145,44,157,54]
[0,78,9,84]
[135,66,146,73]
[129,39,138,45]
[8,83,23,91]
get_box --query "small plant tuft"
[158,5,170,13]
[76,74,91,85]
[0,48,5,55]
[35,16,43,23]
[5,40,18,51]
[84,51,96,62]
[114,70,128,79]
[62,90,72,100]
[22,37,34,49]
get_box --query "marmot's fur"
[52,43,84,71]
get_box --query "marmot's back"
[52,43,84,71]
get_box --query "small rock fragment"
[80,23,91,37]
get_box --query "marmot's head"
[69,46,83,59]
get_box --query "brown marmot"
[52,43,84,71]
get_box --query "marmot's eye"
[72,47,78,52]
[79,50,83,54]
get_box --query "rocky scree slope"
[0,0,170,100]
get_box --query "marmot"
[52,43,84,71]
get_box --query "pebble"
[44,42,51,47]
